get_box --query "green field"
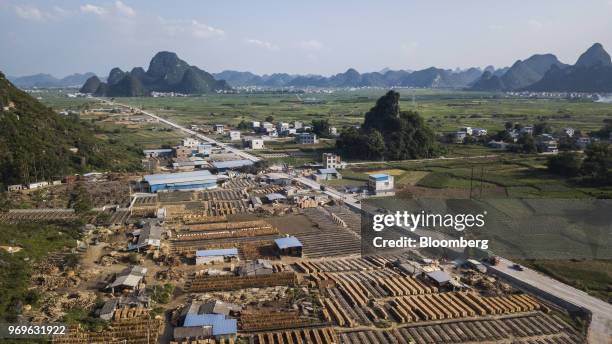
[38,89,612,136]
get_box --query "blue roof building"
[143,170,221,193]
[275,236,303,249]
[275,236,303,257]
[183,314,237,337]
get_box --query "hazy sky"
[2,0,612,77]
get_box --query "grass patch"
[517,259,612,303]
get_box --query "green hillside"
[0,71,141,187]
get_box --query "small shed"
[265,193,286,203]
[426,270,451,287]
[274,236,303,257]
[466,259,487,273]
[195,248,239,265]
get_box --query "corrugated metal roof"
[318,168,338,174]
[426,270,451,284]
[144,170,213,185]
[275,236,303,249]
[265,193,286,201]
[212,160,254,169]
[196,248,238,257]
[183,314,237,336]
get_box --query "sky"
[1,0,612,77]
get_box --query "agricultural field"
[38,88,612,137]
[517,259,612,302]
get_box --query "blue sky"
[1,0,612,77]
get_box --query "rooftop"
[275,236,303,249]
[426,270,451,284]
[318,168,339,174]
[183,314,237,336]
[369,173,390,181]
[144,170,214,186]
[212,160,254,170]
[196,248,239,257]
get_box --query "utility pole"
[479,167,485,199]
[469,167,474,199]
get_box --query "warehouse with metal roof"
[143,170,224,192]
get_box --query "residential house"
[322,153,342,169]
[228,131,241,141]
[295,133,318,144]
[368,174,395,196]
[242,137,264,150]
[182,137,200,148]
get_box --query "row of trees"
[547,143,611,185]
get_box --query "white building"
[472,128,488,136]
[243,137,264,150]
[329,127,338,136]
[460,127,473,135]
[28,181,49,190]
[322,153,341,169]
[295,133,318,144]
[214,124,224,133]
[293,121,303,129]
[276,122,290,132]
[7,184,23,192]
[229,131,241,141]
[252,121,261,128]
[368,174,395,196]
[182,137,200,148]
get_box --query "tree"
[504,122,514,130]
[236,120,250,130]
[312,119,331,138]
[337,127,367,159]
[581,143,612,184]
[265,115,274,122]
[365,130,385,160]
[494,130,513,143]
[547,152,582,177]
[70,184,93,214]
[516,134,536,153]
[534,122,552,136]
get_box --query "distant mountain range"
[9,43,612,95]
[80,52,231,97]
[471,43,612,92]
[525,43,612,92]
[8,72,96,88]
[213,67,486,89]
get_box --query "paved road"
[105,99,261,163]
[104,98,610,343]
[491,258,612,343]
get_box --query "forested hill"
[0,72,140,187]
